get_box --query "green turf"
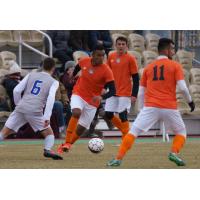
[2,137,200,145]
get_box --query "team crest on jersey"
[116,58,120,63]
[83,67,87,70]
[88,68,94,74]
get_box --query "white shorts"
[70,95,97,129]
[131,107,186,137]
[105,96,131,113]
[5,110,50,132]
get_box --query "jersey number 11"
[153,65,165,81]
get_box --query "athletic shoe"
[43,149,63,160]
[168,152,185,166]
[57,143,72,154]
[107,159,122,167]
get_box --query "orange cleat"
[57,143,72,154]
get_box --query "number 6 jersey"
[14,71,58,117]
[140,55,184,109]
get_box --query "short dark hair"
[116,36,128,44]
[158,38,174,52]
[93,44,105,52]
[43,57,55,71]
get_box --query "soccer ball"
[88,138,104,153]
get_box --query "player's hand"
[131,96,137,103]
[92,96,102,104]
[188,101,195,112]
[44,120,50,128]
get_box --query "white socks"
[44,134,55,150]
[0,132,4,142]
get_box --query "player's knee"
[105,111,114,120]
[119,110,128,122]
[72,108,81,118]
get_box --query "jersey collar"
[157,55,168,60]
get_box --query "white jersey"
[14,71,59,120]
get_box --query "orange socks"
[116,133,136,160]
[171,134,186,154]
[65,116,78,143]
[111,116,129,139]
[70,131,80,144]
[111,115,122,130]
[121,121,130,139]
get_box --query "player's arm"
[102,80,116,99]
[137,86,145,110]
[73,64,81,77]
[131,73,139,99]
[13,73,30,105]
[177,80,195,111]
[43,80,59,121]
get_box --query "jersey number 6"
[31,80,43,95]
[153,65,165,81]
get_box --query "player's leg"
[0,111,27,141]
[119,109,129,139]
[105,96,123,134]
[69,104,97,145]
[163,109,186,166]
[64,95,84,144]
[118,97,132,138]
[41,127,63,160]
[25,114,63,160]
[107,107,159,166]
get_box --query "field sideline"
[0,138,200,169]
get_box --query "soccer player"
[57,45,116,153]
[105,36,139,139]
[0,57,63,160]
[107,38,195,167]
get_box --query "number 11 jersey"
[140,56,184,109]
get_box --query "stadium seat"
[189,84,200,114]
[128,33,145,53]
[0,51,17,70]
[111,33,126,49]
[176,88,190,114]
[29,30,43,47]
[128,50,142,69]
[142,50,158,66]
[190,68,200,85]
[10,30,32,47]
[110,30,133,37]
[0,69,9,84]
[145,33,160,52]
[0,31,13,47]
[175,50,193,71]
[73,51,89,64]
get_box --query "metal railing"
[18,30,53,67]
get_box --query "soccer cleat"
[168,152,185,166]
[107,159,122,167]
[57,143,72,154]
[43,149,63,160]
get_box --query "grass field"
[1,138,200,169]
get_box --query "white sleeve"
[177,80,192,103]
[43,80,59,121]
[13,74,30,105]
[138,86,145,110]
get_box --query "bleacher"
[0,30,200,136]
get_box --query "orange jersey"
[140,56,184,109]
[107,51,138,96]
[73,57,114,107]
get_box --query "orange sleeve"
[175,63,184,81]
[140,68,147,87]
[78,57,87,68]
[129,54,138,74]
